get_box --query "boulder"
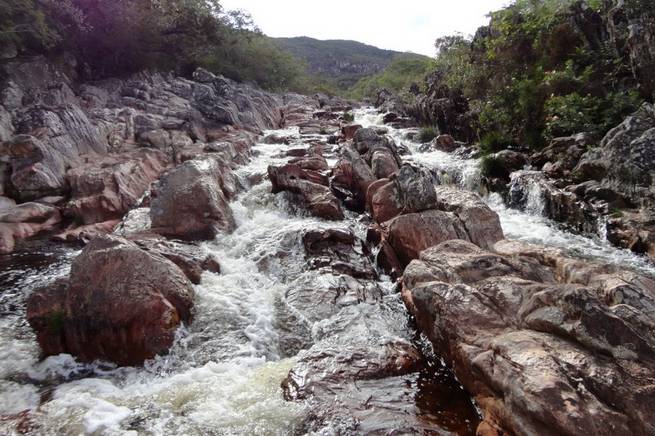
[431,134,457,152]
[302,228,376,279]
[150,158,236,240]
[26,235,195,366]
[341,124,362,140]
[403,239,655,435]
[574,103,655,206]
[1,135,68,200]
[386,210,469,266]
[331,146,376,210]
[370,149,398,179]
[268,164,344,220]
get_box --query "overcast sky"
[221,0,511,56]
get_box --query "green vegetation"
[0,0,308,90]
[418,127,438,143]
[480,155,508,179]
[429,0,652,150]
[349,54,435,101]
[274,36,403,88]
[343,112,355,122]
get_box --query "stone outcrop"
[65,149,168,225]
[402,238,655,436]
[365,164,503,271]
[0,57,284,252]
[0,202,61,253]
[150,158,237,239]
[26,235,195,365]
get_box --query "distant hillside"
[273,36,421,88]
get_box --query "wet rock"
[531,133,592,176]
[27,235,194,366]
[262,133,290,145]
[282,340,423,401]
[341,124,361,140]
[0,202,61,253]
[302,228,376,280]
[289,154,329,172]
[492,149,528,175]
[433,186,504,249]
[369,179,402,223]
[403,238,655,436]
[431,134,458,152]
[133,236,221,284]
[269,164,343,220]
[331,146,376,210]
[150,158,236,240]
[370,149,399,179]
[387,210,469,266]
[65,149,168,225]
[53,219,120,244]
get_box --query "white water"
[0,129,327,435]
[353,107,655,277]
[3,106,653,435]
[0,122,478,435]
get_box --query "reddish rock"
[370,149,399,179]
[387,210,468,266]
[52,219,120,243]
[403,239,655,435]
[268,164,343,220]
[341,124,362,140]
[432,134,457,152]
[0,202,62,253]
[331,146,376,210]
[434,186,504,250]
[369,180,402,223]
[26,235,194,366]
[66,149,168,225]
[289,154,329,171]
[150,158,236,240]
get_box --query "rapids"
[356,107,655,278]
[0,122,479,435]
[1,107,653,435]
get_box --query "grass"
[418,127,437,143]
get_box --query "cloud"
[220,0,510,56]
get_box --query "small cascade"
[353,107,655,278]
[508,170,547,215]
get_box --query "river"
[0,108,652,435]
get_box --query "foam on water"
[353,107,655,277]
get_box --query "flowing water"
[2,108,653,435]
[0,124,480,435]
[355,107,655,278]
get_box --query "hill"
[273,36,420,88]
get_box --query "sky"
[220,0,511,57]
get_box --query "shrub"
[480,155,509,179]
[479,131,513,155]
[343,112,355,122]
[418,127,437,143]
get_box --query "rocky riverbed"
[1,57,655,435]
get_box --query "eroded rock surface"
[403,238,655,436]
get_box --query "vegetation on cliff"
[421,0,654,149]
